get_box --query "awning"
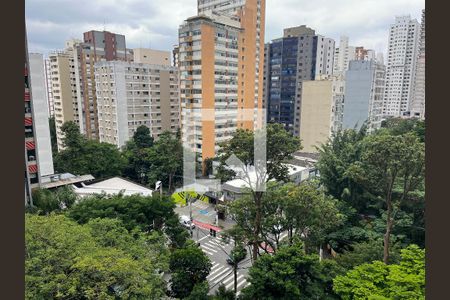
[25,141,35,150]
[25,117,32,126]
[192,220,222,232]
[28,164,38,174]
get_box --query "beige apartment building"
[179,0,266,165]
[299,76,345,152]
[94,61,179,148]
[48,39,84,151]
[133,48,171,65]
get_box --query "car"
[226,257,235,265]
[179,215,195,229]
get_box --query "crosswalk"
[207,261,249,293]
[199,236,231,256]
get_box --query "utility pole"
[188,193,193,237]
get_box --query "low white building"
[222,164,310,201]
[73,177,153,197]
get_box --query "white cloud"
[26,0,424,56]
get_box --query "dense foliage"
[25,214,168,299]
[333,245,425,299]
[54,121,125,179]
[67,193,189,248]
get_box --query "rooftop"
[73,177,153,197]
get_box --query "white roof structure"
[73,177,153,197]
[223,164,307,193]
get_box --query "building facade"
[382,15,420,117]
[410,9,425,119]
[333,36,356,76]
[264,25,335,136]
[94,61,179,148]
[80,31,132,140]
[133,48,171,65]
[343,60,386,130]
[179,0,266,164]
[44,58,55,117]
[28,53,55,177]
[48,40,84,151]
[25,36,36,205]
[299,75,345,152]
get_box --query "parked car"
[179,215,195,229]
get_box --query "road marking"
[209,267,232,282]
[201,244,218,253]
[212,269,233,284]
[237,279,247,288]
[207,265,226,278]
[225,274,244,289]
[201,249,214,256]
[197,235,210,243]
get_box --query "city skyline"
[26,0,424,57]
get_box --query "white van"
[179,215,195,229]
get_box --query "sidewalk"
[174,200,236,231]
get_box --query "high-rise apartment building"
[411,9,425,119]
[299,75,345,152]
[49,39,84,151]
[355,46,375,61]
[44,58,55,117]
[264,25,335,136]
[172,45,180,67]
[28,53,55,177]
[343,60,386,130]
[25,34,36,205]
[25,32,57,205]
[80,31,132,140]
[333,36,356,76]
[179,0,266,163]
[94,61,180,148]
[382,15,420,117]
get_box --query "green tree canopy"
[169,245,212,298]
[333,244,425,300]
[240,243,342,300]
[67,194,189,248]
[54,121,126,179]
[26,214,168,299]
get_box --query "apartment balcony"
[25,89,30,101]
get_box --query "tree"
[133,125,154,149]
[26,214,168,299]
[169,245,212,298]
[333,245,425,299]
[148,131,183,192]
[239,243,342,300]
[213,285,236,300]
[67,193,189,248]
[217,123,301,260]
[228,181,343,257]
[49,116,58,155]
[381,117,425,143]
[54,121,126,179]
[349,132,425,263]
[316,127,371,214]
[31,186,77,214]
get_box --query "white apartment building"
[48,39,84,151]
[28,53,55,177]
[94,61,179,148]
[411,9,425,119]
[382,15,420,117]
[333,36,356,76]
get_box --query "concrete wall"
[28,53,54,176]
[343,60,374,129]
[300,80,333,152]
[133,48,171,65]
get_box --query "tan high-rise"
[180,0,265,163]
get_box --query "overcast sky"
[26,0,424,57]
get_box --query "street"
[193,226,251,296]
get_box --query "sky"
[26,0,424,57]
